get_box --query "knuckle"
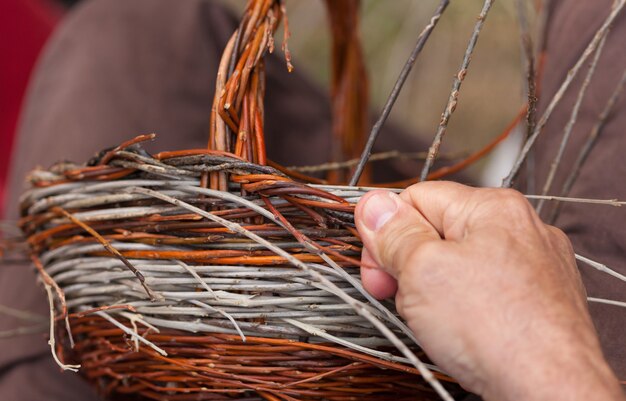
[495,189,528,209]
[480,188,534,222]
[547,225,566,240]
[547,225,574,253]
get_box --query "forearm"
[486,334,623,401]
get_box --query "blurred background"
[0,0,538,216]
[220,0,536,182]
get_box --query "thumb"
[355,190,441,279]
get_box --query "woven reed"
[20,148,460,400]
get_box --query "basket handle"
[207,0,368,189]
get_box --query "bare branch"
[516,0,537,143]
[576,254,626,283]
[588,297,626,309]
[502,0,625,187]
[43,282,80,372]
[348,0,450,186]
[289,150,463,174]
[536,31,610,214]
[54,207,157,301]
[420,0,495,182]
[525,194,626,207]
[549,68,626,224]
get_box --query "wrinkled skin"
[355,181,624,401]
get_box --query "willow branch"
[525,194,626,207]
[348,0,450,186]
[517,0,537,142]
[535,31,609,214]
[419,0,495,182]
[502,0,625,187]
[289,150,463,174]
[53,207,156,301]
[576,254,626,283]
[43,282,80,372]
[548,68,626,224]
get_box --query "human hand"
[355,181,623,401]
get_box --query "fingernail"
[362,191,400,231]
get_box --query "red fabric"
[0,0,61,217]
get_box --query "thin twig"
[419,0,495,182]
[97,134,156,166]
[282,362,363,387]
[587,297,626,309]
[54,207,156,301]
[69,304,137,319]
[43,282,80,371]
[526,0,553,197]
[374,105,526,187]
[502,0,626,187]
[517,0,538,197]
[575,254,626,283]
[32,255,69,324]
[525,195,626,207]
[426,106,525,181]
[189,300,247,342]
[288,150,462,174]
[516,0,537,144]
[348,0,450,186]
[280,2,294,73]
[549,68,626,224]
[536,31,610,214]
[175,260,218,299]
[96,311,167,356]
